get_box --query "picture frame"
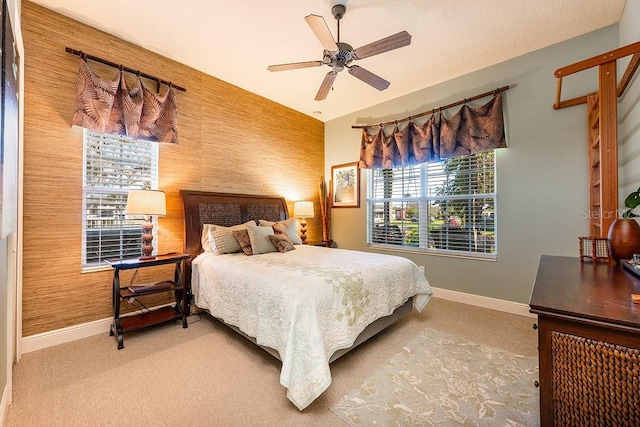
[331,161,360,208]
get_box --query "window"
[82,130,158,269]
[367,151,497,258]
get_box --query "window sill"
[81,264,113,273]
[367,244,497,262]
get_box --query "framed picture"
[0,0,18,239]
[331,161,360,208]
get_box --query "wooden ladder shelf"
[554,41,640,237]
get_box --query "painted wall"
[21,1,324,337]
[325,25,619,304]
[619,1,640,200]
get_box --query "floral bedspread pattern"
[192,245,433,410]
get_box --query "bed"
[180,190,433,410]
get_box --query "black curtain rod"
[351,85,510,129]
[65,47,187,93]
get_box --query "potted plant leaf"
[622,186,640,218]
[608,186,640,262]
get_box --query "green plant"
[622,186,640,218]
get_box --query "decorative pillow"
[201,224,216,252]
[232,229,253,256]
[269,233,296,253]
[246,224,277,255]
[271,223,288,236]
[258,217,302,245]
[208,220,255,255]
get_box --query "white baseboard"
[431,286,535,318]
[20,292,533,354]
[0,383,10,426]
[21,303,175,354]
[21,317,112,354]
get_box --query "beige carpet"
[331,327,539,426]
[6,298,538,426]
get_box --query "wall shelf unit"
[553,41,640,237]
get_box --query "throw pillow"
[232,229,253,255]
[201,224,215,252]
[258,217,302,244]
[209,220,255,255]
[272,222,288,235]
[269,233,296,253]
[246,224,277,255]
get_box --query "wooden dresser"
[529,255,640,426]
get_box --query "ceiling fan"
[267,4,412,101]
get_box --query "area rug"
[330,327,539,426]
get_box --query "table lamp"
[294,201,314,244]
[125,189,167,259]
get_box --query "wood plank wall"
[21,1,324,337]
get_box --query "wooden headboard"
[179,190,289,292]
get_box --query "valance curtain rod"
[351,85,510,129]
[65,47,187,93]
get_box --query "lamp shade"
[294,201,314,218]
[125,190,167,216]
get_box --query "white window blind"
[82,130,158,269]
[368,151,497,258]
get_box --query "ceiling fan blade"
[267,61,324,72]
[305,14,339,51]
[348,65,390,91]
[352,31,412,60]
[315,71,338,101]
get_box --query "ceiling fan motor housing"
[332,4,346,20]
[328,42,353,71]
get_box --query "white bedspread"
[192,245,433,410]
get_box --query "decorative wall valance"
[357,89,508,169]
[71,54,181,144]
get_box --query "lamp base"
[300,218,308,244]
[140,217,155,259]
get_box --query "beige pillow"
[201,224,216,252]
[246,224,277,255]
[258,217,302,245]
[209,221,255,255]
[269,233,296,253]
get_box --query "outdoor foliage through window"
[82,130,158,268]
[368,151,496,257]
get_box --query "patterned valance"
[72,58,179,144]
[358,93,506,169]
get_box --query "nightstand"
[308,240,333,248]
[107,253,190,349]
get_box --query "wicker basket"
[552,331,640,426]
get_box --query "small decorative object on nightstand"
[294,200,314,244]
[125,189,167,260]
[107,252,190,349]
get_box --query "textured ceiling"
[30,0,626,122]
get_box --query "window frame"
[367,151,497,260]
[81,130,159,271]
